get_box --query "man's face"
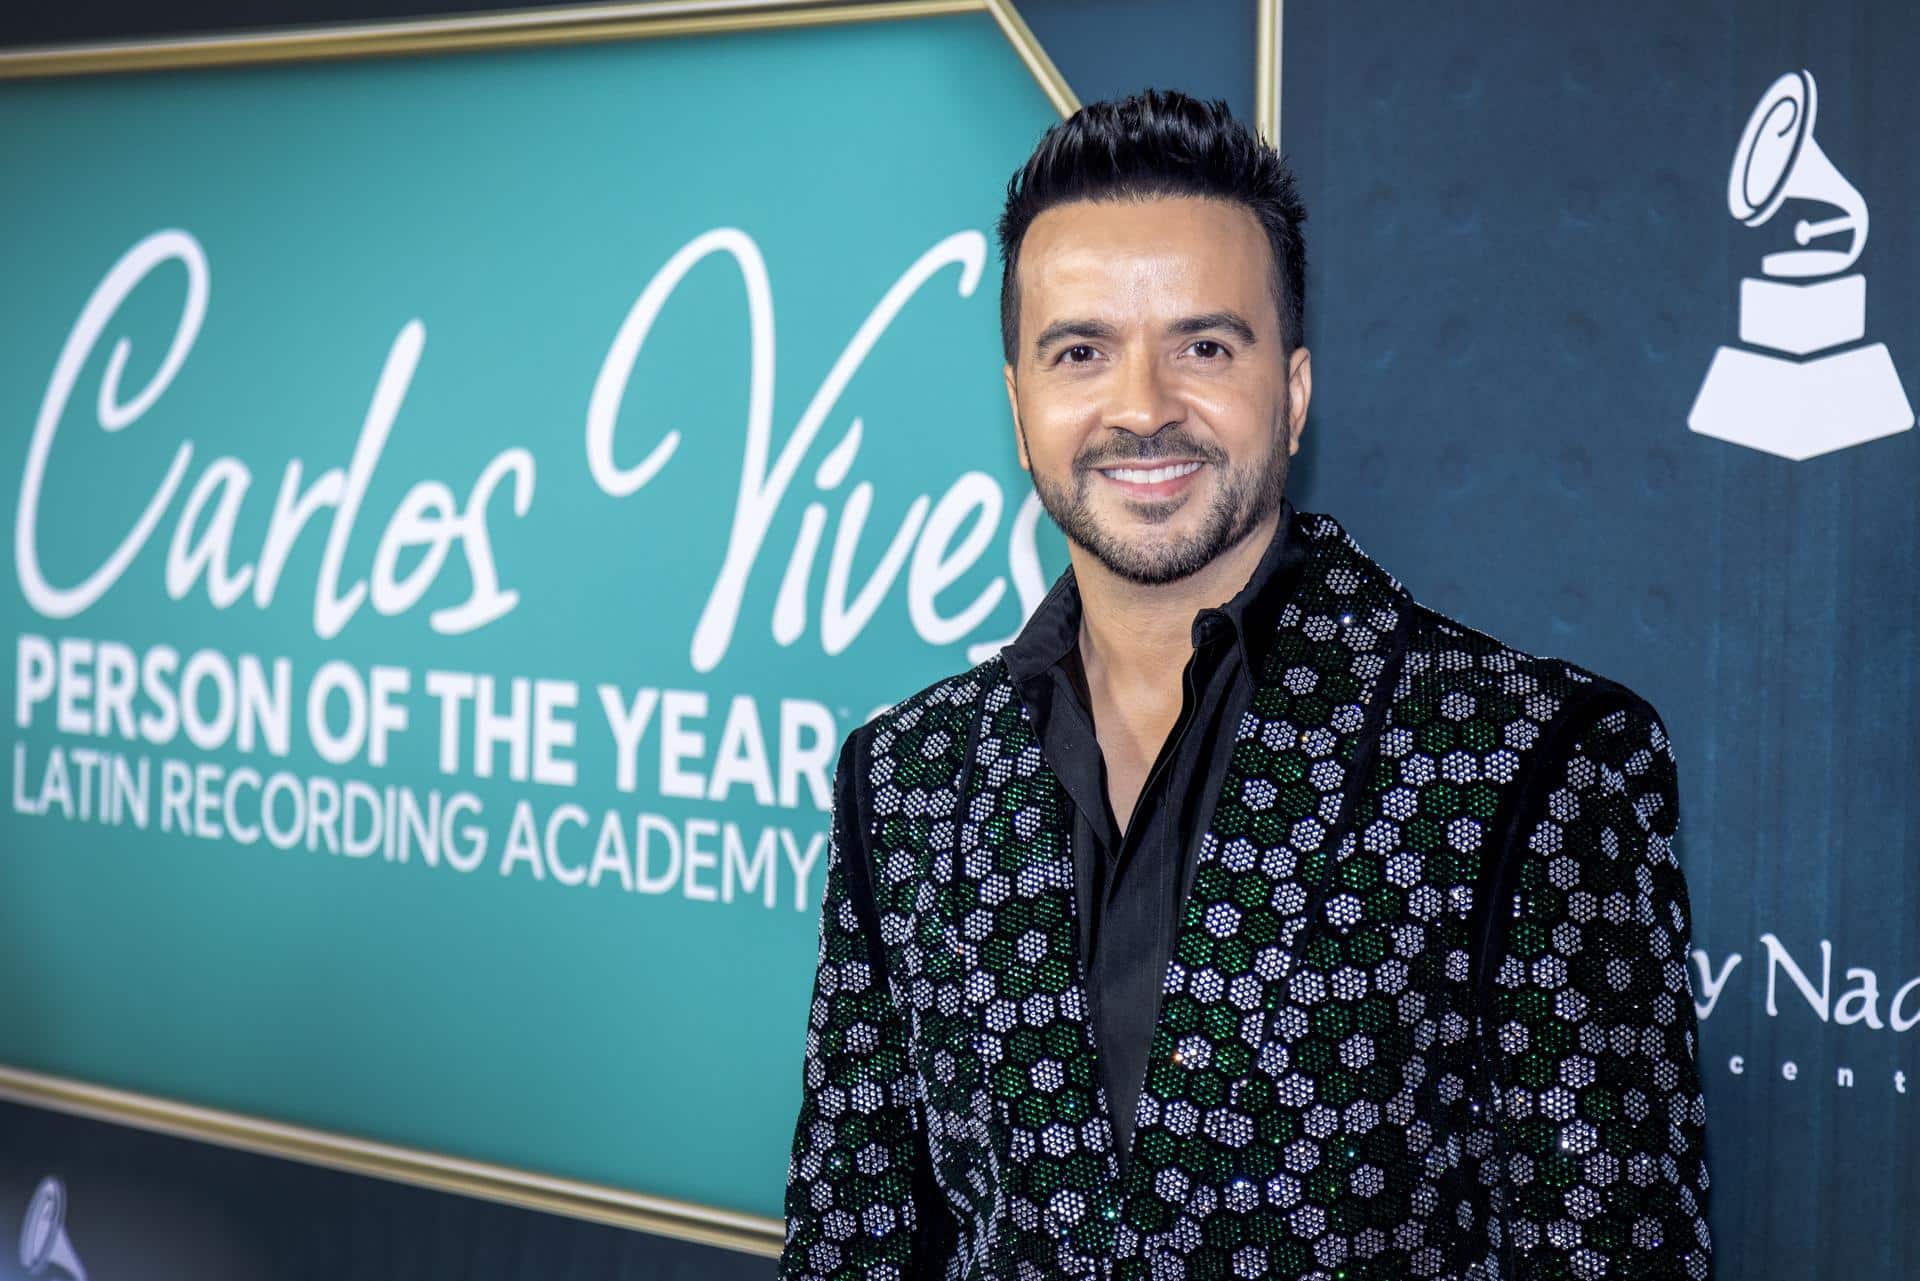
[1003,196,1309,586]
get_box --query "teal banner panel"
[0,11,1064,1221]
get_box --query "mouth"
[1093,459,1205,500]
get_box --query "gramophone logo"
[18,1176,85,1281]
[1689,69,1914,460]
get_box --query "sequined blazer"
[781,510,1711,1281]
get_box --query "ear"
[1004,362,1031,472]
[1284,346,1312,457]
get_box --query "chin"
[1084,531,1213,584]
[1099,552,1209,587]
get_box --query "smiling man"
[781,90,1711,1281]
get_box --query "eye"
[1060,344,1099,364]
[1187,339,1228,360]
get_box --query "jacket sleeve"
[780,728,942,1280]
[1482,694,1712,1279]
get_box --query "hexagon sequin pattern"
[782,512,1709,1280]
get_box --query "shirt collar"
[1002,496,1310,688]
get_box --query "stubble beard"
[1030,400,1293,587]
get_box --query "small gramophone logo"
[1688,69,1914,460]
[18,1176,86,1281]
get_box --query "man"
[781,90,1710,1281]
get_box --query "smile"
[1096,460,1204,485]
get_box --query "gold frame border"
[1255,0,1281,149]
[0,0,1078,117]
[0,1064,786,1255]
[0,0,1077,1258]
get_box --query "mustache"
[1073,428,1228,471]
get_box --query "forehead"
[1017,195,1275,324]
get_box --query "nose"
[1104,353,1184,437]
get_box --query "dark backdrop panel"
[1284,4,1918,1279]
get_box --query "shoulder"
[839,652,1010,791]
[1290,509,1667,750]
[829,655,1008,882]
[1392,599,1680,907]
[1397,597,1671,761]
[860,652,1007,744]
[1294,505,1668,749]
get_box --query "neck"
[1072,508,1282,686]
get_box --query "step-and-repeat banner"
[0,2,1914,1277]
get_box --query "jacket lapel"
[1122,514,1412,1225]
[955,514,1412,1261]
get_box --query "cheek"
[1188,385,1282,455]
[1018,390,1099,468]
[1029,433,1081,480]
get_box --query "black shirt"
[999,498,1310,1170]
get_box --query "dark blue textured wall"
[1284,4,1919,1277]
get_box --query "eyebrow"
[1170,311,1258,344]
[1031,310,1259,358]
[1032,317,1121,356]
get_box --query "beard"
[1029,402,1292,587]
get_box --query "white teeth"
[1103,460,1202,485]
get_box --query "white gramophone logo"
[18,1176,85,1281]
[1689,69,1914,460]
